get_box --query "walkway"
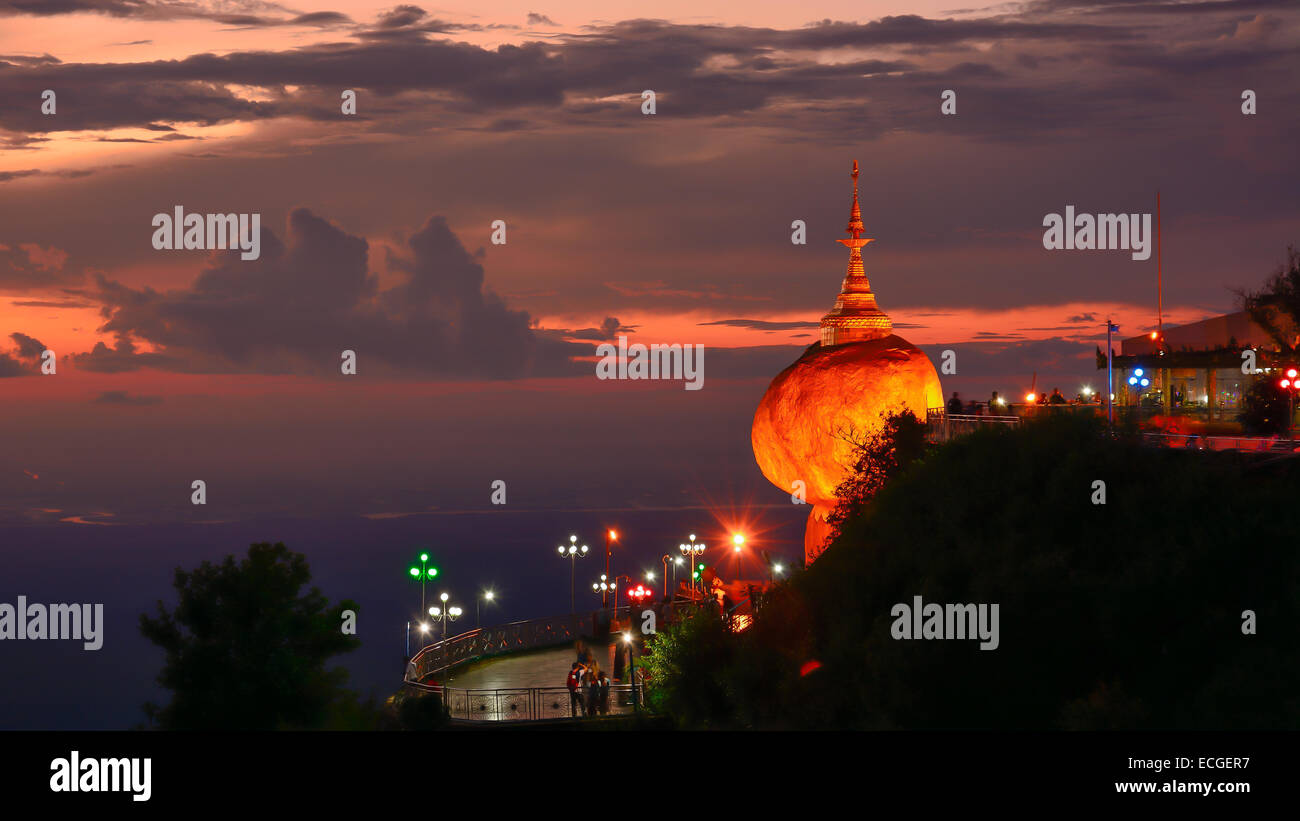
[445,642,620,690]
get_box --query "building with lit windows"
[1102,310,1298,419]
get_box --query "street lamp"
[732,533,746,579]
[603,529,619,609]
[477,589,495,629]
[660,555,672,598]
[624,631,639,712]
[1278,367,1299,439]
[557,535,589,613]
[592,574,613,601]
[609,574,634,611]
[427,592,462,641]
[679,534,705,596]
[408,552,439,617]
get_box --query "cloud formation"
[71,209,589,377]
[0,330,45,376]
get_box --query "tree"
[1241,245,1300,355]
[826,409,930,537]
[139,542,362,730]
[646,414,1300,730]
[1237,376,1290,435]
[640,605,736,727]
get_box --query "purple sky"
[0,0,1298,726]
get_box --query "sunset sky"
[3,0,1298,520]
[1,0,1298,728]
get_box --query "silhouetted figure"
[1049,388,1066,405]
[582,669,598,716]
[946,391,963,414]
[567,662,583,717]
[597,672,611,715]
[989,391,1002,413]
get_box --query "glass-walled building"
[1102,310,1296,420]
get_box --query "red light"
[1288,368,1298,379]
[1282,379,1292,389]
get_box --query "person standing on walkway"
[567,662,583,717]
[585,668,599,717]
[597,671,611,715]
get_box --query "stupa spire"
[845,160,865,238]
[819,160,892,347]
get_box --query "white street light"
[558,535,590,612]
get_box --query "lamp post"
[1106,320,1119,430]
[408,552,439,617]
[611,574,634,612]
[732,533,746,579]
[679,534,705,597]
[428,592,462,641]
[603,529,619,609]
[1279,367,1299,439]
[660,555,671,598]
[477,589,495,629]
[593,574,613,602]
[623,631,639,712]
[1128,367,1151,412]
[557,535,589,613]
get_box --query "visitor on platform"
[585,668,599,716]
[597,671,611,715]
[567,662,584,717]
[1049,388,1066,405]
[946,391,963,414]
[989,391,1002,413]
[575,639,592,667]
[1036,391,1048,405]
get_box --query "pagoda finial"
[840,159,870,247]
[846,160,865,239]
[821,160,890,347]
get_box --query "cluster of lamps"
[1128,367,1151,389]
[406,551,497,654]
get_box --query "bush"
[653,414,1300,729]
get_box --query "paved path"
[445,641,619,691]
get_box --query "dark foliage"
[139,542,363,730]
[826,409,930,537]
[1238,377,1293,435]
[395,689,450,730]
[1241,245,1300,355]
[649,414,1300,729]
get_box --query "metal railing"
[1140,432,1299,453]
[404,681,645,722]
[403,602,692,686]
[926,410,1021,443]
[405,612,593,684]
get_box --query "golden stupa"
[751,162,942,565]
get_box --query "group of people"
[946,388,1102,415]
[567,641,611,717]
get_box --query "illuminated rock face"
[752,336,942,563]
[751,161,942,565]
